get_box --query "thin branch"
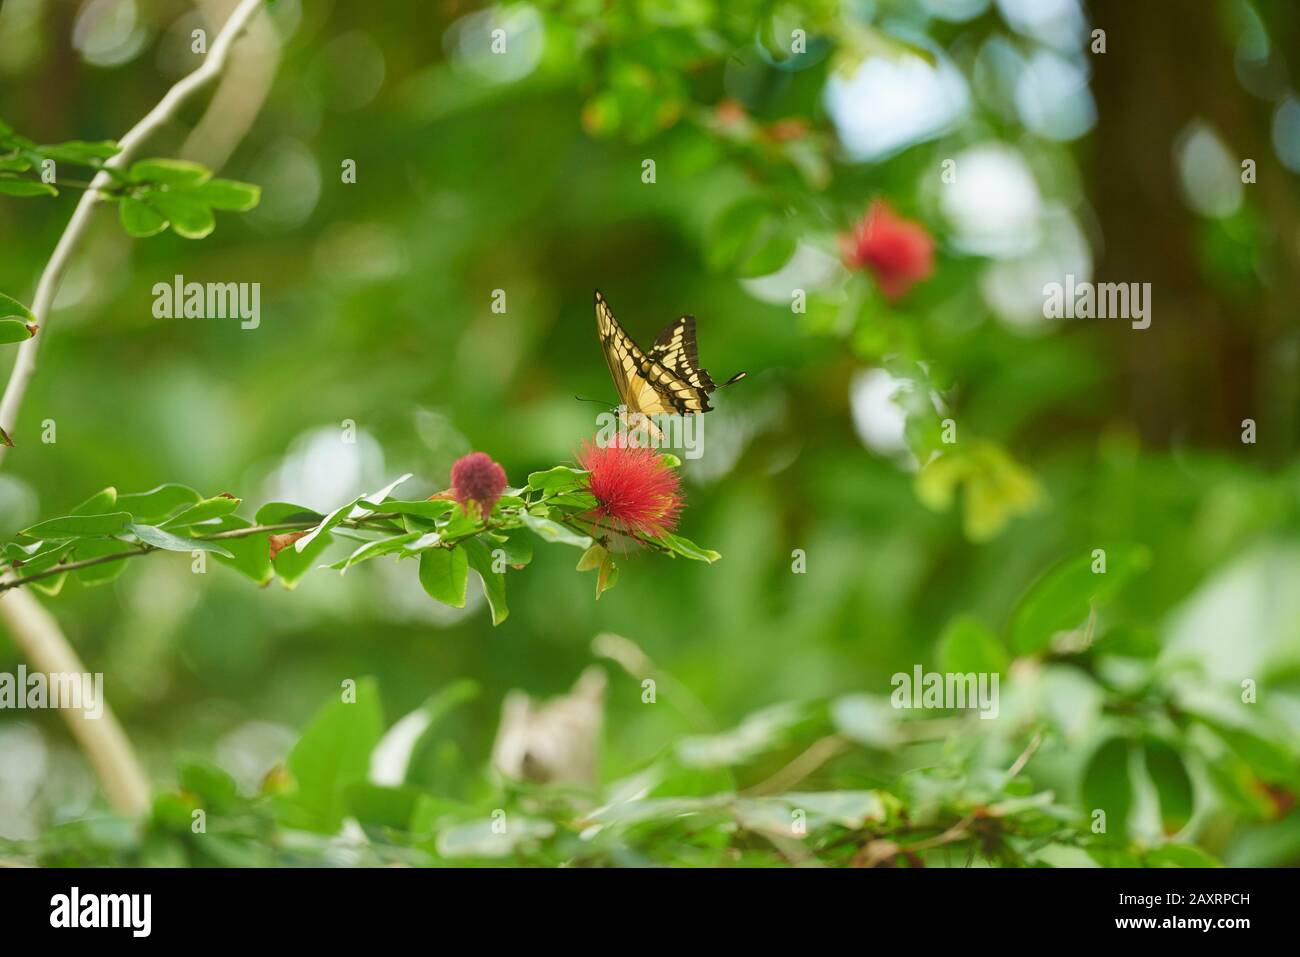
[904,814,976,855]
[560,513,676,555]
[4,176,118,193]
[0,0,269,818]
[2,545,149,588]
[0,0,265,455]
[0,592,152,815]
[851,732,1047,867]
[0,504,629,595]
[742,735,851,797]
[0,514,405,594]
[0,493,691,595]
[1004,731,1044,782]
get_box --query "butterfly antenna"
[575,395,619,410]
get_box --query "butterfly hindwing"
[648,316,717,393]
[594,291,715,416]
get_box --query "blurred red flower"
[450,451,508,516]
[578,439,683,538]
[841,199,935,300]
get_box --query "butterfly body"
[593,291,741,433]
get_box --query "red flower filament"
[579,440,683,538]
[840,199,935,301]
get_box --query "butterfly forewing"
[594,291,637,407]
[594,291,715,416]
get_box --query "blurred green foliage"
[1,0,1298,867]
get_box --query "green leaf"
[409,795,473,835]
[129,158,211,186]
[1144,737,1193,834]
[118,484,202,523]
[357,473,414,507]
[706,198,796,277]
[938,615,1008,675]
[0,318,37,343]
[371,681,482,791]
[293,476,413,552]
[1081,737,1133,841]
[1194,716,1296,783]
[273,530,333,589]
[36,140,118,164]
[345,783,425,830]
[142,190,215,239]
[676,703,805,768]
[177,759,239,812]
[0,291,36,323]
[914,452,966,511]
[71,487,117,515]
[520,513,592,548]
[576,543,606,572]
[581,794,729,832]
[72,538,132,586]
[1096,623,1161,658]
[365,499,456,520]
[595,551,618,599]
[915,442,1043,542]
[0,177,57,197]
[330,532,423,573]
[7,541,74,576]
[1010,544,1151,654]
[545,490,599,511]
[463,538,507,624]
[31,572,68,596]
[492,493,526,513]
[209,517,273,585]
[127,523,234,559]
[526,465,588,491]
[4,540,40,560]
[1144,844,1222,868]
[495,530,533,567]
[21,512,132,540]
[750,791,888,830]
[118,196,168,237]
[830,694,901,749]
[293,497,364,553]
[161,494,241,528]
[436,816,554,859]
[658,532,721,562]
[188,178,260,211]
[0,155,32,172]
[418,546,468,607]
[279,678,383,834]
[254,501,322,525]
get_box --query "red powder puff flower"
[840,199,935,301]
[450,451,508,517]
[578,439,683,538]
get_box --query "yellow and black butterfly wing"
[594,291,714,416]
[594,290,638,408]
[648,316,718,395]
